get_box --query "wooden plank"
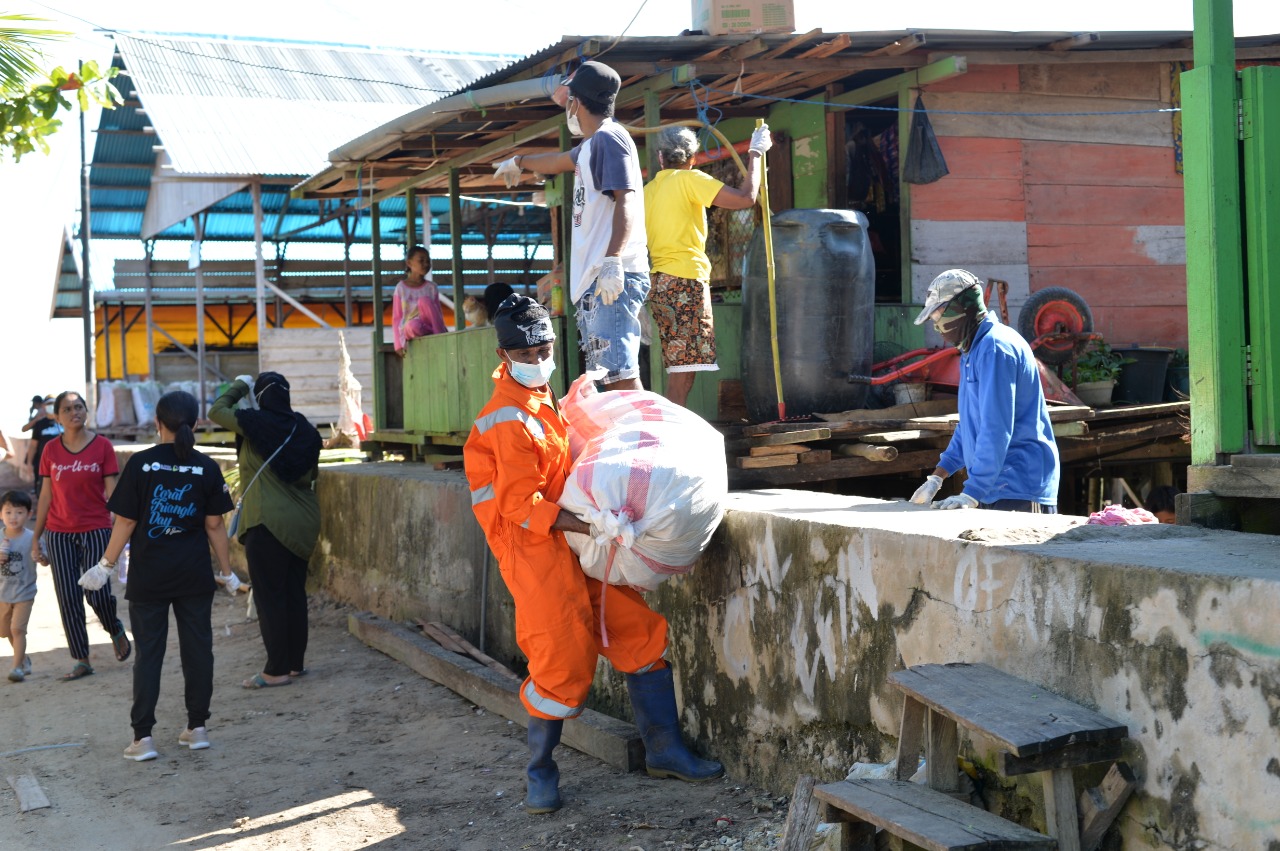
[348,612,643,771]
[1078,762,1137,851]
[889,664,1128,758]
[1019,62,1164,100]
[742,421,833,437]
[798,449,832,464]
[730,449,941,487]
[779,774,823,851]
[924,92,1174,148]
[1027,184,1185,227]
[416,619,469,654]
[1023,141,1184,189]
[926,710,960,793]
[910,177,1027,222]
[895,697,927,780]
[999,739,1124,777]
[930,136,1025,181]
[1052,421,1089,437]
[1083,401,1189,422]
[1046,406,1093,421]
[812,780,1056,851]
[424,621,522,683]
[1028,226,1186,269]
[748,428,832,445]
[749,443,813,457]
[817,399,957,423]
[910,220,1029,264]
[1042,768,1082,851]
[6,774,50,812]
[737,454,800,469]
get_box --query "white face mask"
[565,98,583,137]
[507,355,556,388]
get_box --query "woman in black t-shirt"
[94,391,237,761]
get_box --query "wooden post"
[371,200,385,429]
[1041,768,1083,851]
[925,709,959,793]
[449,168,464,330]
[251,181,267,348]
[102,303,112,379]
[340,216,353,328]
[894,697,926,780]
[405,187,417,248]
[1183,0,1247,462]
[644,89,661,179]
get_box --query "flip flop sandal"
[111,625,132,662]
[242,673,292,689]
[289,668,308,678]
[60,662,95,681]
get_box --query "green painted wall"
[767,98,828,209]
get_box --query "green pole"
[1182,0,1247,463]
[371,199,386,430]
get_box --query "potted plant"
[1164,348,1190,401]
[1074,341,1128,407]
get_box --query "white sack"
[557,370,727,591]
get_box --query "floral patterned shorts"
[648,272,718,372]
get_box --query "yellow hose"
[622,119,749,177]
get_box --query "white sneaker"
[178,727,210,750]
[123,737,158,761]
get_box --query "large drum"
[742,209,876,422]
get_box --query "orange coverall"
[463,364,668,721]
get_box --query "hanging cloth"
[903,94,949,185]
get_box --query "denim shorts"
[575,271,651,382]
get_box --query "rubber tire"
[1017,287,1094,365]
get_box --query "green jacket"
[209,380,320,559]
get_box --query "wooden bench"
[813,663,1129,851]
[814,779,1056,851]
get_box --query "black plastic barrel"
[741,209,876,423]
[1114,346,1172,404]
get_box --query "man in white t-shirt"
[493,61,650,391]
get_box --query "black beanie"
[493,295,555,350]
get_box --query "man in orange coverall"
[464,295,722,815]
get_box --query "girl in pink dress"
[391,246,448,356]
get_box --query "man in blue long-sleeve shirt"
[908,270,1060,512]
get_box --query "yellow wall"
[93,302,432,380]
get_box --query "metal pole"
[193,214,207,418]
[103,303,112,379]
[119,296,128,378]
[144,241,156,379]
[78,78,97,414]
[371,200,386,429]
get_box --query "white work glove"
[78,559,115,591]
[234,374,255,388]
[493,156,522,189]
[214,571,243,596]
[909,474,942,506]
[749,123,773,156]
[935,492,980,510]
[595,257,625,306]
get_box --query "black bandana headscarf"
[933,285,987,353]
[493,295,555,350]
[233,372,322,484]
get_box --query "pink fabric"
[391,277,447,351]
[1086,504,1159,526]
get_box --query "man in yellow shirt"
[643,124,771,406]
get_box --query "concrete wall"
[311,464,1280,850]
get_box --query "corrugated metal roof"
[114,32,512,176]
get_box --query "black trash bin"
[1114,346,1172,404]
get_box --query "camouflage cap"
[914,269,984,325]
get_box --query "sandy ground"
[0,564,788,850]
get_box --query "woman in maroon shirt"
[30,391,131,680]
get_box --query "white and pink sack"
[557,370,727,591]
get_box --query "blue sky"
[3,0,1278,434]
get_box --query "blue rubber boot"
[626,667,724,782]
[525,717,563,814]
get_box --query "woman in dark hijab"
[209,372,323,688]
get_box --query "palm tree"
[0,13,69,91]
